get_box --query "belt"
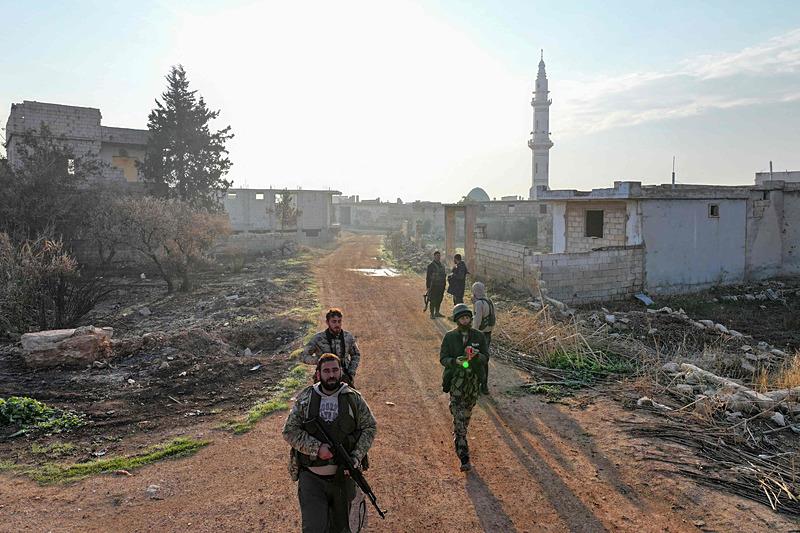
[301,468,338,481]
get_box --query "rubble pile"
[384,233,432,273]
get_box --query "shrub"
[114,197,231,292]
[0,396,85,434]
[0,232,110,334]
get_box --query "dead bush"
[0,232,110,335]
[114,197,231,292]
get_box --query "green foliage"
[544,350,634,378]
[274,191,299,230]
[223,365,309,434]
[31,442,77,459]
[0,396,85,435]
[30,437,209,484]
[141,65,233,211]
[0,124,104,241]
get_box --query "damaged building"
[221,188,341,250]
[333,196,445,238]
[4,101,340,251]
[464,180,800,305]
[5,100,148,183]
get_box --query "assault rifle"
[310,418,387,519]
[423,291,430,312]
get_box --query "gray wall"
[642,199,747,293]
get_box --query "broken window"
[303,229,320,237]
[708,204,719,218]
[539,204,547,214]
[508,204,515,214]
[585,210,604,238]
[255,193,264,200]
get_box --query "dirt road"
[1,234,793,532]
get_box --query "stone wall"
[475,239,532,289]
[527,245,645,304]
[565,202,627,252]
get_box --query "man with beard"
[439,303,488,472]
[301,308,361,386]
[283,353,377,533]
[425,251,446,319]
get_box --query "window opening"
[585,210,604,238]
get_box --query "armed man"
[301,308,361,386]
[471,281,495,395]
[283,353,378,533]
[425,251,446,319]
[440,303,488,472]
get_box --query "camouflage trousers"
[448,369,480,459]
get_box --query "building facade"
[5,101,148,183]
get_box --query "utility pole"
[671,156,676,187]
[769,160,773,181]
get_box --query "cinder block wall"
[528,245,645,304]
[565,202,627,252]
[475,239,545,293]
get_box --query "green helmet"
[452,303,472,321]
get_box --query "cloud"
[557,28,800,137]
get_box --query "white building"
[473,180,800,304]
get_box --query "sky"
[1,0,799,202]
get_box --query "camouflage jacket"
[283,384,377,481]
[300,329,361,376]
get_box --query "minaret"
[528,50,554,200]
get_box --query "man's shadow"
[464,467,520,533]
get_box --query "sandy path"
[1,234,793,532]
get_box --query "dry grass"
[775,351,800,389]
[496,305,588,363]
[495,304,635,379]
[749,351,800,392]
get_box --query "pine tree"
[142,65,233,210]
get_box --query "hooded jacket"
[471,282,494,333]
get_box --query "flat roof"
[227,188,342,195]
[538,181,755,201]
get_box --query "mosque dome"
[465,187,491,202]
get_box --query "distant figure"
[301,308,361,386]
[425,251,446,319]
[440,303,488,472]
[471,282,495,395]
[447,253,468,305]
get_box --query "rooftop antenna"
[671,156,676,187]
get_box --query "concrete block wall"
[475,239,531,289]
[565,202,627,252]
[526,245,645,305]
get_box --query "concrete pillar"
[464,204,478,274]
[445,207,457,259]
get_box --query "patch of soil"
[0,253,317,465]
[587,279,800,353]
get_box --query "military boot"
[459,455,472,472]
